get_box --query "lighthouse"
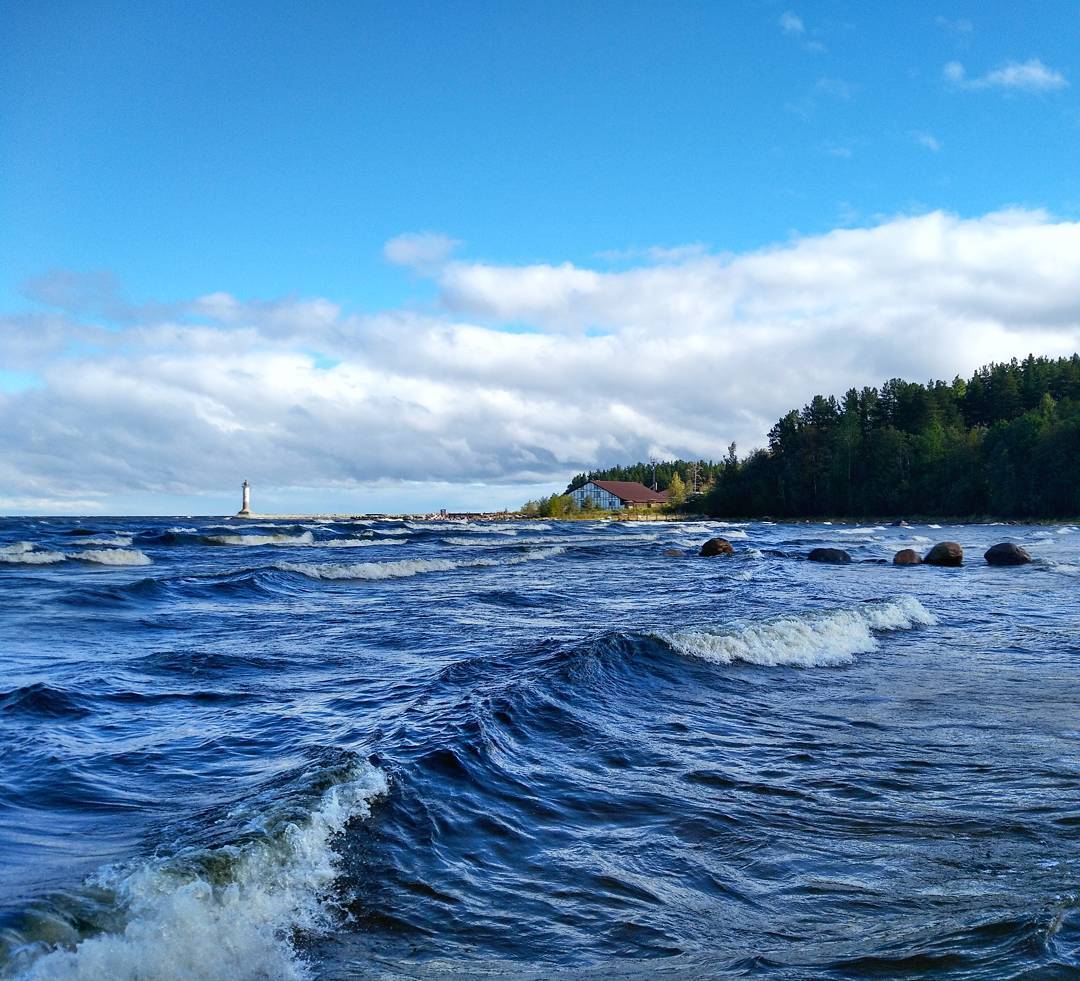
[238,480,251,516]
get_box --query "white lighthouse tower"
[238,480,251,516]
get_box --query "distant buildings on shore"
[568,479,668,511]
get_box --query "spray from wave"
[11,762,388,981]
[655,596,935,668]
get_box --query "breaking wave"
[70,549,153,566]
[655,597,935,668]
[204,532,316,547]
[0,543,65,565]
[0,544,151,566]
[12,762,388,981]
[277,547,566,581]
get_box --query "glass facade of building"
[568,483,626,509]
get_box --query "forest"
[559,354,1080,518]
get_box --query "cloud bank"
[3,210,1080,512]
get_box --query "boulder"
[808,547,852,564]
[662,548,685,558]
[924,542,963,567]
[984,542,1032,566]
[700,537,734,557]
[893,548,922,565]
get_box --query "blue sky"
[2,1,1080,514]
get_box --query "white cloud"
[383,231,462,272]
[912,131,941,151]
[779,11,804,35]
[945,58,1068,92]
[3,210,1080,510]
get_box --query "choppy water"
[1,516,1078,979]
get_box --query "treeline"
[565,458,732,496]
[562,355,1080,518]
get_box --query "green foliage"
[702,354,1080,518]
[550,354,1080,518]
[521,493,578,518]
[666,472,686,509]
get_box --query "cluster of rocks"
[697,536,1034,567]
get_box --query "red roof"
[587,479,668,504]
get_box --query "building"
[567,479,669,510]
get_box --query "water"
[1,516,1078,979]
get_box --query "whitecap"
[320,538,405,548]
[655,597,935,669]
[0,542,65,565]
[71,549,153,566]
[205,532,315,547]
[928,524,942,529]
[76,536,135,547]
[15,763,387,981]
[278,547,565,581]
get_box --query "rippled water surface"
[1,516,1078,979]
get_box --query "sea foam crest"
[205,532,315,547]
[277,546,565,581]
[70,549,153,566]
[655,596,935,669]
[0,542,65,565]
[15,763,388,981]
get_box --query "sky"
[2,0,1080,515]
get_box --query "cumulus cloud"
[945,58,1068,92]
[2,210,1080,510]
[383,231,462,272]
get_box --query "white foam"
[70,549,153,566]
[928,524,942,529]
[205,532,315,547]
[76,536,135,547]
[16,763,387,981]
[278,547,565,581]
[656,597,935,669]
[167,527,198,534]
[0,542,65,565]
[320,538,405,548]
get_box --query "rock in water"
[924,542,963,566]
[893,548,922,565]
[663,548,685,558]
[808,547,852,564]
[984,542,1032,566]
[700,538,734,557]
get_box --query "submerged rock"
[984,542,1032,566]
[700,537,734,557]
[663,548,685,558]
[808,547,852,564]
[893,548,922,565]
[924,542,963,567]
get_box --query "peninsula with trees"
[524,354,1080,519]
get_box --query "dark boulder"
[924,542,963,567]
[984,542,1032,566]
[700,537,734,557]
[893,548,922,565]
[808,547,852,564]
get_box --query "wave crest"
[655,597,935,668]
[13,762,388,981]
[277,547,565,581]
